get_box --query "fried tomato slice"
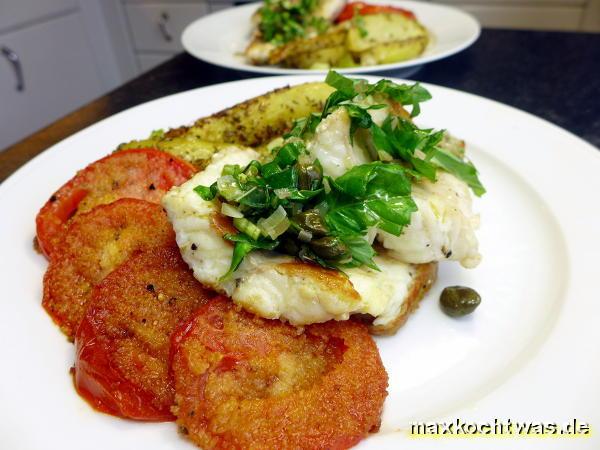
[43,198,176,338]
[36,148,195,258]
[74,246,215,421]
[170,297,388,450]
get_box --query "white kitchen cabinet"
[124,3,209,52]
[0,0,78,32]
[0,11,105,150]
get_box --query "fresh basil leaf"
[260,161,280,178]
[431,148,486,196]
[194,184,216,201]
[286,113,323,138]
[288,189,323,201]
[339,235,379,270]
[274,141,304,166]
[325,71,358,97]
[266,167,298,189]
[334,162,412,199]
[219,241,252,281]
[365,165,412,198]
[223,233,279,250]
[343,104,374,136]
[410,156,437,181]
[236,185,270,208]
[218,232,280,281]
[364,196,417,236]
[370,122,393,155]
[366,79,432,117]
[322,91,351,116]
[222,164,242,177]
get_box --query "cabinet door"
[0,0,77,32]
[0,12,104,150]
[124,3,209,52]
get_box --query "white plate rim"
[1,75,599,450]
[181,0,481,75]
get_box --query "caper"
[296,162,323,190]
[278,237,300,256]
[440,286,481,317]
[294,209,328,237]
[309,236,349,260]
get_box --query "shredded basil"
[195,70,485,278]
[259,0,329,45]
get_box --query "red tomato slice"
[35,148,196,259]
[74,246,214,421]
[170,297,388,449]
[336,2,416,22]
[42,198,177,339]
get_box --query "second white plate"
[182,1,480,75]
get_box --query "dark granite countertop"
[1,28,598,182]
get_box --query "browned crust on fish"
[275,261,362,303]
[355,262,438,336]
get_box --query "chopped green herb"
[259,0,329,45]
[194,70,485,277]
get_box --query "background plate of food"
[0,73,598,450]
[182,0,480,74]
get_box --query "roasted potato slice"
[347,13,428,53]
[282,46,348,69]
[120,135,244,170]
[119,82,334,168]
[358,36,428,66]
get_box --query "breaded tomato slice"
[171,297,388,450]
[36,148,195,258]
[43,198,176,339]
[74,246,214,421]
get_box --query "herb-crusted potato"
[358,37,428,66]
[347,13,428,53]
[282,46,349,69]
[119,82,334,167]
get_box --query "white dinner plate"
[181,1,480,75]
[0,75,599,450]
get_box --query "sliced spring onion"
[233,217,261,241]
[222,164,239,176]
[274,188,292,199]
[221,203,244,218]
[217,175,243,202]
[257,206,290,240]
[377,150,394,162]
[267,136,284,152]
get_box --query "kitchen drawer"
[454,4,584,30]
[0,12,104,150]
[137,52,175,72]
[124,3,209,52]
[0,0,78,33]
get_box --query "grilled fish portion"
[307,106,481,268]
[162,146,435,330]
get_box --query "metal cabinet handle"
[158,12,173,42]
[1,46,24,92]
